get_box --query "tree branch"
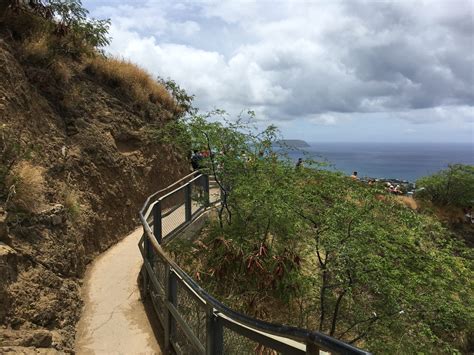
[330,271,352,336]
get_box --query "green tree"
[292,170,473,352]
[4,0,110,51]
[416,164,474,207]
[45,0,110,47]
[156,77,196,118]
[162,113,473,353]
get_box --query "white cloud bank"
[86,0,474,140]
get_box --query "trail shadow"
[137,267,166,352]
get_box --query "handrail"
[159,173,206,201]
[139,173,370,355]
[140,171,196,218]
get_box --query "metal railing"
[139,172,370,355]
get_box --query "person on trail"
[350,171,358,180]
[191,150,202,171]
[464,206,473,224]
[295,158,303,169]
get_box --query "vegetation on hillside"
[84,56,176,112]
[1,0,176,115]
[416,164,474,208]
[159,112,474,353]
[0,0,186,212]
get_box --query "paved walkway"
[75,227,161,355]
[75,183,219,354]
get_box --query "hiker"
[464,206,473,224]
[393,185,403,195]
[350,171,358,180]
[295,158,303,169]
[191,150,202,171]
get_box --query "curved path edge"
[75,227,161,355]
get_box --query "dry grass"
[63,188,81,220]
[21,33,74,84]
[21,33,51,64]
[6,161,45,212]
[396,196,418,210]
[85,56,176,110]
[51,59,73,83]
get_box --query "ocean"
[286,142,474,182]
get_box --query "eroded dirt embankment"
[0,34,187,353]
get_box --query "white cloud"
[85,0,474,141]
[308,114,340,126]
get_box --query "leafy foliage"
[416,164,474,207]
[164,114,474,353]
[46,0,110,48]
[3,0,110,57]
[157,77,197,117]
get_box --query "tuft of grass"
[20,33,52,64]
[6,162,45,213]
[396,195,418,210]
[63,188,81,221]
[85,56,176,110]
[21,33,75,84]
[51,59,73,83]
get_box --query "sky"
[83,0,474,143]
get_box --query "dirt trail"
[75,228,161,354]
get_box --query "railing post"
[204,174,210,206]
[153,201,162,244]
[185,183,192,221]
[206,306,223,355]
[164,265,177,354]
[141,233,149,300]
[306,336,321,355]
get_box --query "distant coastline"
[276,139,310,148]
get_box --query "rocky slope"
[0,31,188,353]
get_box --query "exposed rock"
[0,346,58,354]
[0,328,53,348]
[0,207,9,243]
[50,215,62,226]
[36,204,65,227]
[0,243,18,323]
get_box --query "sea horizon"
[286,141,474,182]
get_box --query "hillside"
[0,6,188,352]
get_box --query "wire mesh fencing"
[176,278,207,347]
[146,244,167,325]
[161,187,187,238]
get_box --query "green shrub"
[416,164,474,207]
